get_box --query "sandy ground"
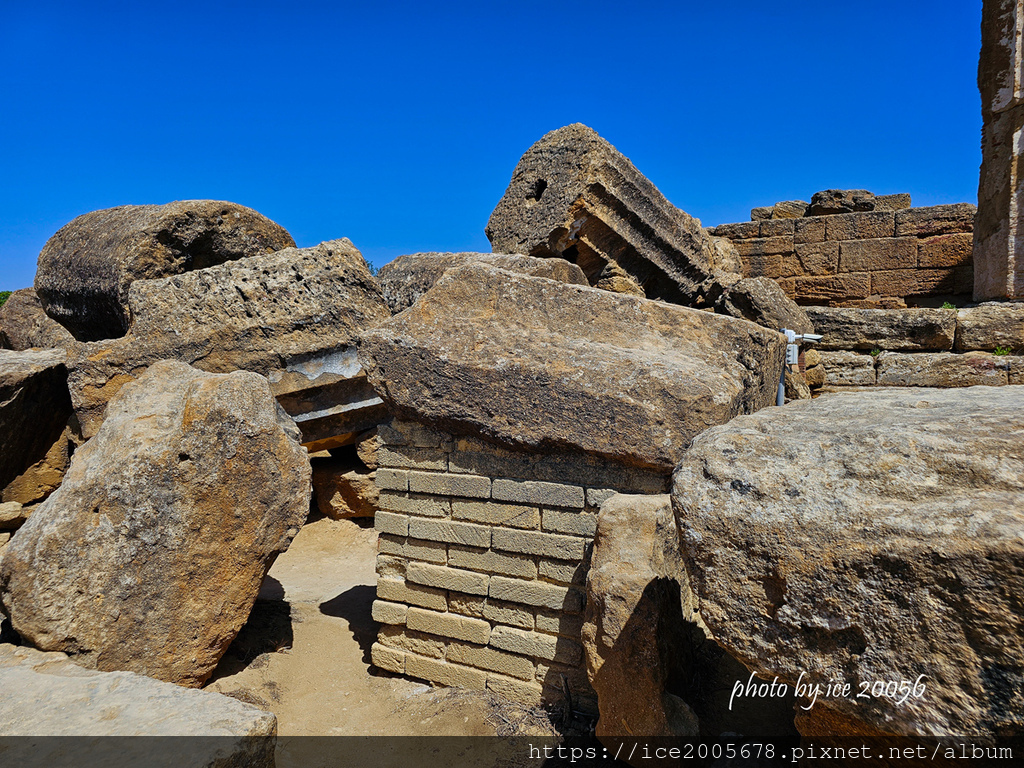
[204,514,559,766]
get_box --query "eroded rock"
[806,307,957,351]
[0,288,77,351]
[312,456,378,518]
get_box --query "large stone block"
[672,386,1024,747]
[918,233,974,268]
[805,307,957,351]
[838,236,917,272]
[956,302,1024,350]
[359,264,786,472]
[35,201,295,341]
[0,361,310,687]
[824,211,895,241]
[876,351,1009,387]
[869,267,961,298]
[894,204,976,237]
[794,272,871,304]
[819,351,877,386]
[0,288,76,351]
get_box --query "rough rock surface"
[807,189,876,216]
[312,456,378,518]
[876,351,1009,387]
[0,361,311,687]
[806,307,957,351]
[0,349,72,491]
[0,288,77,351]
[360,264,786,472]
[2,426,75,506]
[956,302,1024,351]
[712,277,813,334]
[672,386,1024,746]
[35,201,295,341]
[355,428,380,470]
[583,494,698,758]
[68,238,391,439]
[819,351,877,386]
[376,252,587,314]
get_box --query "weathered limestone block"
[1011,356,1024,384]
[594,260,646,296]
[794,216,827,244]
[312,456,378,518]
[876,351,1009,387]
[870,267,968,298]
[805,307,957,351]
[794,241,839,275]
[0,361,311,687]
[2,426,74,506]
[360,264,786,473]
[35,201,295,341]
[807,189,876,215]
[710,221,759,240]
[794,272,871,304]
[956,302,1024,351]
[672,386,1024,747]
[838,237,916,272]
[875,193,912,211]
[0,645,276,765]
[918,233,974,268]
[894,204,976,237]
[819,351,877,386]
[0,288,76,351]
[708,236,743,274]
[0,349,72,491]
[376,252,587,314]
[0,501,30,531]
[824,211,895,242]
[68,238,391,443]
[582,494,698,761]
[712,277,813,334]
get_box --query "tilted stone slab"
[672,386,1024,745]
[0,288,76,351]
[35,201,295,341]
[359,264,786,472]
[377,252,587,314]
[805,307,957,351]
[956,302,1024,351]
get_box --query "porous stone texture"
[582,494,699,757]
[712,276,813,334]
[751,200,808,220]
[672,386,1024,747]
[805,307,957,351]
[956,302,1024,351]
[376,252,587,314]
[975,0,1024,300]
[67,238,391,442]
[807,189,877,216]
[312,455,378,518]
[2,426,75,506]
[371,418,670,714]
[0,288,77,351]
[359,263,786,473]
[35,201,295,341]
[0,361,310,687]
[0,349,72,491]
[819,351,877,386]
[876,351,1009,387]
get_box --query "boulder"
[0,501,29,531]
[0,645,275,766]
[312,456,379,518]
[67,238,391,442]
[672,386,1024,747]
[594,260,645,296]
[0,360,310,687]
[956,302,1024,351]
[377,252,587,314]
[35,201,295,341]
[0,288,77,351]
[2,426,75,506]
[807,189,876,216]
[359,264,786,472]
[0,349,72,491]
[712,277,813,334]
[805,306,957,351]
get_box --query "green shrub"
[994,346,1013,356]
[941,301,955,309]
[0,291,10,308]
[870,348,882,357]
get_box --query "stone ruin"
[0,2,1022,765]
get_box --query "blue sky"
[0,1,982,290]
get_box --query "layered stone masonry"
[806,304,1024,388]
[709,205,976,306]
[369,419,666,714]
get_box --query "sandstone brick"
[451,499,539,529]
[378,535,448,565]
[408,471,490,499]
[876,352,1009,387]
[711,222,759,239]
[371,600,408,625]
[1009,357,1024,385]
[733,236,794,257]
[895,204,976,237]
[486,673,546,707]
[535,610,585,638]
[379,625,446,658]
[585,488,617,508]
[378,445,448,471]
[447,593,486,618]
[447,642,535,680]
[820,351,877,387]
[536,662,595,703]
[794,242,839,275]
[378,491,449,518]
[409,518,491,548]
[489,576,584,612]
[492,528,587,561]
[740,253,782,279]
[541,509,597,538]
[376,577,447,611]
[956,303,1024,351]
[482,599,534,629]
[919,233,974,268]
[489,626,583,665]
[388,420,452,449]
[875,193,912,211]
[838,237,917,272]
[407,607,491,644]
[375,468,409,492]
[824,211,895,241]
[759,219,795,237]
[448,447,534,479]
[538,558,588,585]
[870,269,958,297]
[491,479,584,508]
[448,545,538,579]
[374,510,409,537]
[794,216,827,244]
[794,273,871,303]
[375,554,405,580]
[371,642,405,673]
[406,562,490,596]
[777,278,797,300]
[405,653,487,690]
[377,534,405,558]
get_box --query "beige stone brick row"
[371,600,408,625]
[376,577,447,612]
[375,510,408,537]
[838,238,916,273]
[447,641,535,681]
[451,499,539,529]
[376,468,409,492]
[447,593,535,629]
[407,606,491,644]
[824,211,895,241]
[408,470,491,499]
[405,652,487,690]
[375,554,405,580]
[490,575,585,613]
[448,545,538,580]
[875,352,1009,387]
[377,490,449,518]
[541,509,597,538]
[378,534,448,565]
[819,352,877,387]
[490,625,583,666]
[406,561,489,596]
[538,558,589,586]
[535,611,585,639]
[370,642,404,674]
[486,673,546,708]
[492,479,584,509]
[377,445,448,472]
[492,527,587,561]
[378,624,446,659]
[409,517,491,548]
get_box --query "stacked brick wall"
[369,419,666,714]
[709,204,976,306]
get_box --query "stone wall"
[368,419,666,715]
[710,204,976,307]
[806,303,1024,388]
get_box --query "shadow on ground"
[318,584,378,667]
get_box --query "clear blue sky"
[0,1,983,290]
